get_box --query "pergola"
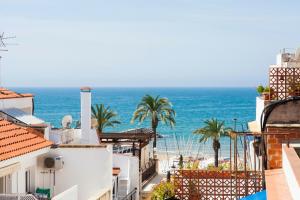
[99,131,154,169]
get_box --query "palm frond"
[193,118,230,143]
[92,103,121,132]
[131,94,176,129]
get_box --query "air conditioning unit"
[44,156,64,170]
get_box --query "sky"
[0,0,300,87]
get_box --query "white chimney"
[80,87,92,143]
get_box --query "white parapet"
[80,87,92,143]
[52,185,78,200]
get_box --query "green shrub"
[263,86,270,93]
[206,162,230,170]
[256,85,264,95]
[151,181,175,200]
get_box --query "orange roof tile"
[0,88,33,100]
[0,119,52,161]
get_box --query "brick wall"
[266,127,300,169]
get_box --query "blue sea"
[13,87,257,157]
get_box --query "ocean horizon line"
[9,86,257,89]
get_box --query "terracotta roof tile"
[0,88,33,100]
[0,119,52,161]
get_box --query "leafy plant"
[91,104,121,142]
[151,181,176,200]
[186,161,191,169]
[192,160,199,169]
[263,86,270,93]
[256,85,264,95]
[206,162,230,171]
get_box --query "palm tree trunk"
[96,129,102,144]
[213,139,220,167]
[153,127,157,148]
[214,147,219,167]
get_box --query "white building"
[0,88,114,200]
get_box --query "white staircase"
[118,179,129,200]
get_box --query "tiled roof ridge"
[0,87,33,100]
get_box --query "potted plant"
[256,85,264,96]
[262,86,271,100]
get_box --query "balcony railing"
[173,170,263,200]
[0,194,39,200]
[142,159,156,183]
[120,188,137,200]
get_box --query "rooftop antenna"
[0,32,16,86]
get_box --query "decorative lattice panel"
[269,67,300,100]
[173,170,263,200]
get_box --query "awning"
[0,162,21,177]
[240,190,266,200]
[2,108,44,125]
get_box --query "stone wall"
[266,127,300,169]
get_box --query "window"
[25,170,31,193]
[0,175,12,194]
[0,177,4,193]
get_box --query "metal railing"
[0,194,39,200]
[142,160,156,182]
[121,188,137,200]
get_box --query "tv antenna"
[0,32,16,86]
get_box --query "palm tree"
[131,95,176,148]
[193,118,230,167]
[92,104,121,142]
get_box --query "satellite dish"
[62,115,73,129]
[295,48,300,61]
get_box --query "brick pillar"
[266,127,300,169]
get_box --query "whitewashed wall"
[113,154,139,200]
[52,185,78,200]
[37,146,113,200]
[0,147,50,194]
[255,97,266,128]
[282,145,300,200]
